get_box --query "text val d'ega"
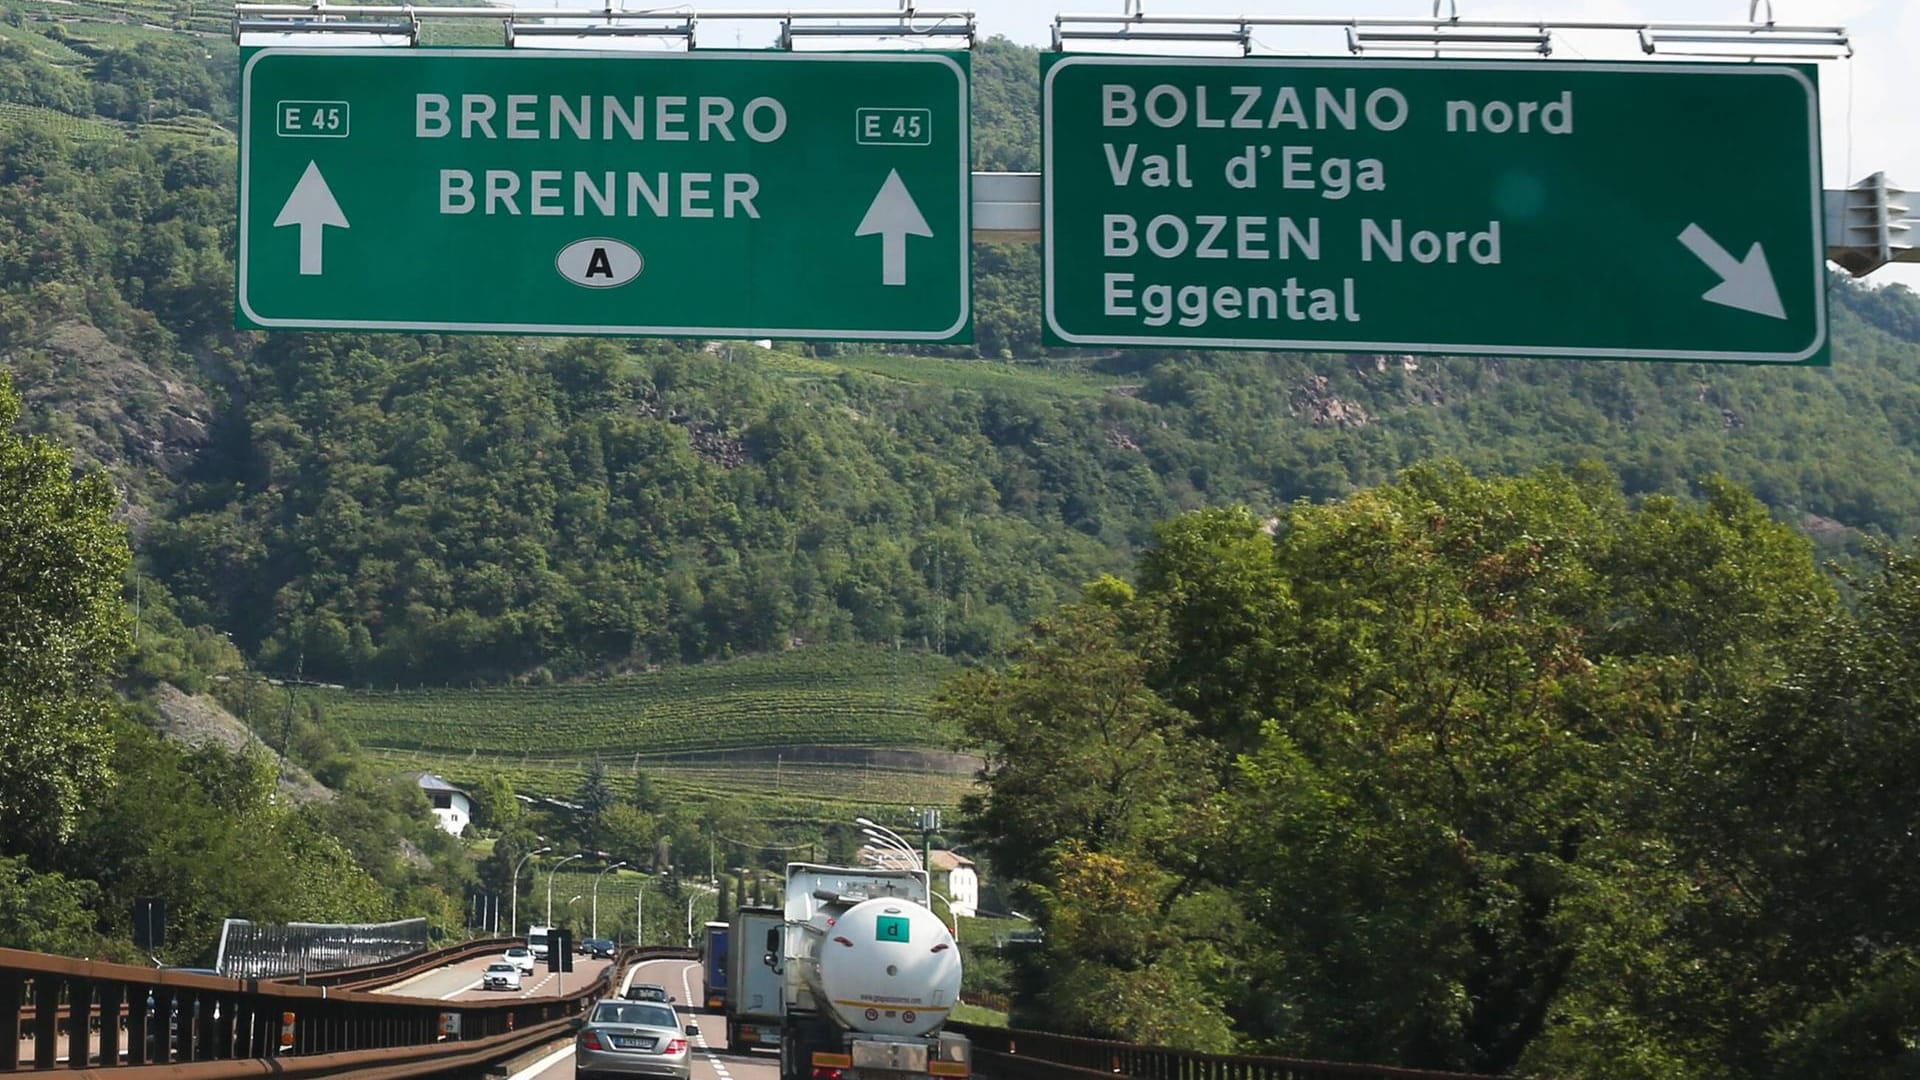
[1091,80,1575,333]
[415,92,792,221]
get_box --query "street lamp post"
[861,827,919,868]
[855,818,923,870]
[857,818,931,895]
[547,852,585,926]
[592,861,629,940]
[929,890,959,936]
[510,845,552,939]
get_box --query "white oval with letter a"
[556,238,643,288]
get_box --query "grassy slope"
[324,644,976,809]
[321,644,960,754]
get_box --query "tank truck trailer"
[764,863,970,1080]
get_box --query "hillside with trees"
[7,23,1920,1059]
[3,32,1919,688]
[949,474,1920,1077]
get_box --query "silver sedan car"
[575,1000,698,1080]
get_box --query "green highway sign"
[238,48,970,341]
[1042,56,1826,364]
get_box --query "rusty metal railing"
[951,1023,1509,1080]
[3,945,695,1077]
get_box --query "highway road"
[507,956,778,1080]
[376,951,616,1003]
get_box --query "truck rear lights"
[810,1070,845,1080]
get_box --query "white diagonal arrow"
[1677,224,1786,320]
[854,169,933,287]
[274,160,349,276]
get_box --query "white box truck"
[526,924,554,960]
[725,906,785,1052]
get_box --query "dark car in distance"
[584,938,616,959]
[622,983,672,1003]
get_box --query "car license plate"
[613,1037,655,1050]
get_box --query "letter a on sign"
[586,248,614,279]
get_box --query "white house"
[855,846,980,918]
[416,773,472,836]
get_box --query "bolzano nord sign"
[1041,55,1827,364]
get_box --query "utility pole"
[916,807,940,870]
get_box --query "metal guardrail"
[12,936,523,1055]
[4,940,1504,1080]
[269,937,521,990]
[2,944,697,1077]
[218,919,430,981]
[951,1023,1508,1080]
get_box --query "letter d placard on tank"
[238,48,970,342]
[1042,54,1827,364]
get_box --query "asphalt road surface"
[507,957,779,1080]
[377,952,616,1003]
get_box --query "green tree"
[0,374,131,853]
[0,855,109,956]
[468,772,522,833]
[632,768,661,814]
[576,757,615,854]
[936,603,1208,887]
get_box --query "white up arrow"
[274,161,349,276]
[1677,224,1786,320]
[855,169,932,287]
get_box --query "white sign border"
[238,47,971,341]
[1041,55,1827,364]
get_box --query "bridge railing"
[2,944,698,1077]
[217,918,431,981]
[950,1022,1507,1080]
[267,935,521,990]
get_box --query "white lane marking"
[506,1041,575,1080]
[376,962,459,995]
[678,962,733,1080]
[495,962,636,1080]
[442,977,484,999]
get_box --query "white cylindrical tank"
[803,897,961,1037]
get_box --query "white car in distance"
[483,961,523,992]
[504,946,536,974]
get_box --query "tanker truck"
[766,863,970,1080]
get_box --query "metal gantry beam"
[233,1,976,47]
[1049,6,1849,58]
[1827,173,1918,277]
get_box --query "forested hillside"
[9,15,1920,1072]
[952,478,1920,1076]
[3,27,1920,688]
